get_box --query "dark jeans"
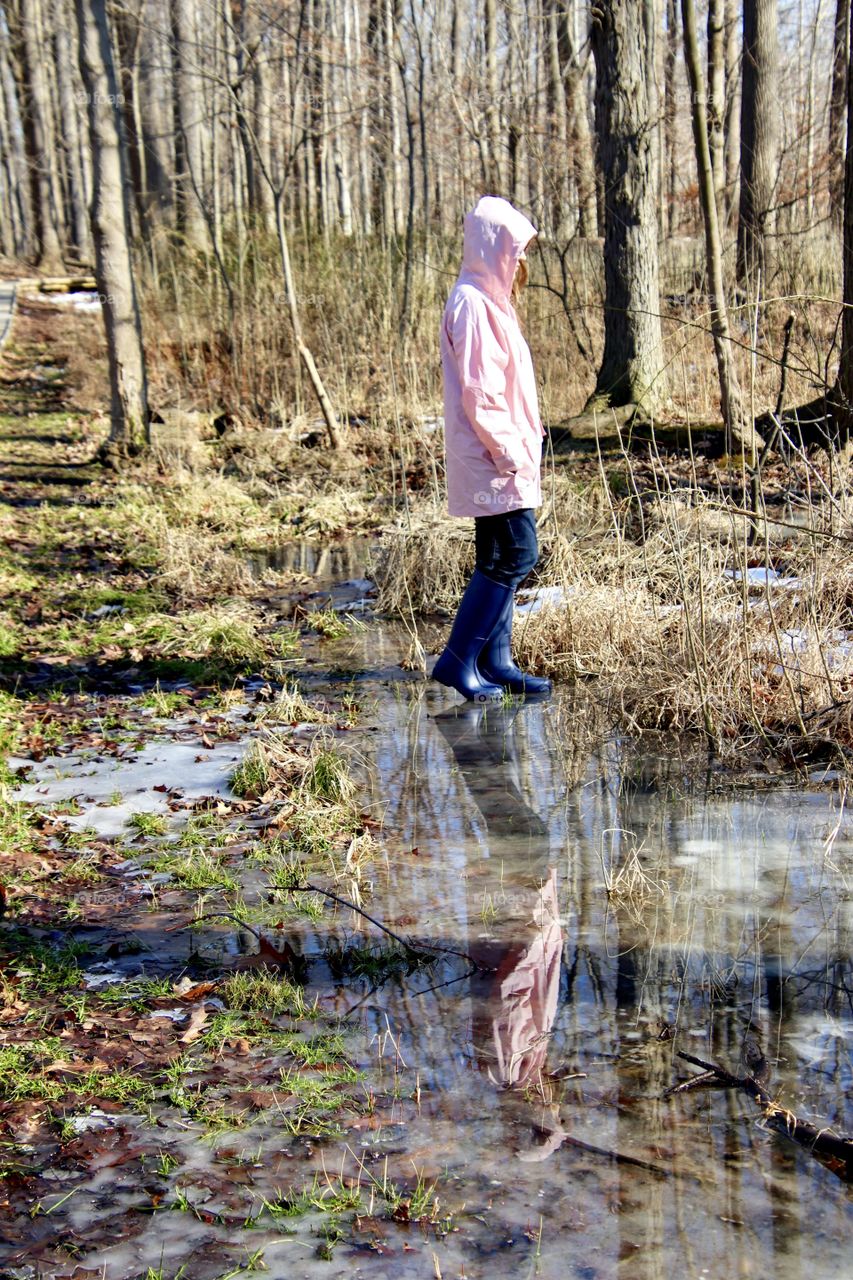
[474,508,539,589]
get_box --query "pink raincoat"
[441,196,545,519]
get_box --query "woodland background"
[1,0,852,462]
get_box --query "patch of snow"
[147,1008,189,1023]
[65,1110,118,1134]
[81,965,127,990]
[12,737,245,837]
[515,585,573,615]
[724,566,801,590]
[33,289,102,313]
[88,604,127,618]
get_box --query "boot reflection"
[433,703,564,1154]
[432,702,548,840]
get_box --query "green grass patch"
[128,811,169,837]
[230,741,271,799]
[0,615,19,658]
[0,931,84,1002]
[221,968,316,1019]
[96,976,175,1011]
[150,850,239,891]
[138,683,191,716]
[306,609,350,640]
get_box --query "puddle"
[292,691,851,1279]
[245,537,372,583]
[53,681,848,1279]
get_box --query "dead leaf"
[176,980,219,1002]
[179,1004,209,1044]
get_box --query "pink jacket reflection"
[487,869,562,1089]
[440,196,546,519]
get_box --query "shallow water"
[6,558,852,1278]
[290,680,852,1279]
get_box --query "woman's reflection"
[432,702,564,1144]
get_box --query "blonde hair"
[511,256,528,307]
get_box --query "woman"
[432,195,551,701]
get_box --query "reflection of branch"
[291,882,492,970]
[519,1122,674,1178]
[668,1050,853,1182]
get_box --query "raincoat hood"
[460,196,537,306]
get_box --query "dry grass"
[371,513,474,616]
[599,833,668,926]
[515,486,853,758]
[373,449,853,767]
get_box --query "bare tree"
[0,8,30,257]
[75,0,149,457]
[557,1,598,238]
[836,0,853,436]
[707,0,726,209]
[7,0,65,270]
[737,0,778,296]
[588,0,665,411]
[171,0,208,251]
[664,0,679,236]
[829,0,850,224]
[54,0,91,261]
[682,0,762,458]
[723,0,740,220]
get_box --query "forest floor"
[1,296,851,1280]
[0,300,458,1276]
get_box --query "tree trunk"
[664,0,679,236]
[588,0,665,411]
[75,0,149,457]
[682,0,762,459]
[9,0,65,269]
[274,191,341,450]
[54,0,91,261]
[171,0,208,250]
[707,0,726,211]
[0,13,30,256]
[557,1,597,238]
[138,0,174,230]
[836,0,853,437]
[736,0,778,296]
[829,0,850,225]
[643,0,661,238]
[252,18,276,233]
[112,1,149,242]
[545,0,570,236]
[484,0,501,191]
[385,0,403,235]
[0,64,18,254]
[723,0,740,222]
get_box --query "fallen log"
[15,275,97,294]
[668,1048,853,1182]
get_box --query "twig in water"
[668,1049,853,1181]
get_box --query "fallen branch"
[668,1049,853,1181]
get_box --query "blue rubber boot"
[479,594,552,698]
[432,570,511,701]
